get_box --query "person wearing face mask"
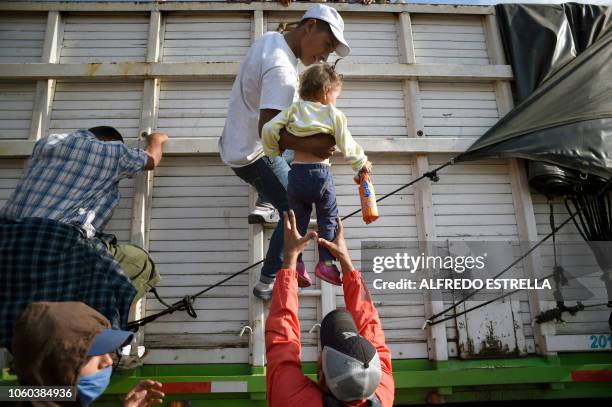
[10,302,164,407]
[265,210,395,406]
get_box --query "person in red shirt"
[265,210,395,406]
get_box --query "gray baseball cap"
[301,4,351,57]
[320,310,382,401]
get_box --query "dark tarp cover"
[456,3,612,179]
[496,3,611,103]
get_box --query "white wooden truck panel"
[49,81,144,139]
[420,82,499,138]
[157,81,232,139]
[162,13,251,63]
[0,159,25,208]
[411,14,489,65]
[1,3,606,362]
[0,14,47,63]
[0,82,37,140]
[60,14,149,63]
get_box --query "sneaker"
[248,202,280,224]
[253,280,274,300]
[296,261,312,288]
[315,261,342,286]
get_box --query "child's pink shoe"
[315,261,342,286]
[296,261,312,288]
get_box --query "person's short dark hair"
[299,62,343,101]
[88,126,124,143]
[298,18,334,36]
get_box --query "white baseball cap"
[301,4,351,57]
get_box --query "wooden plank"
[254,10,264,40]
[128,10,161,351]
[0,82,36,141]
[415,154,449,361]
[144,157,252,351]
[48,81,143,139]
[0,14,46,63]
[147,348,248,364]
[249,186,267,367]
[546,334,612,352]
[28,11,60,142]
[0,62,513,81]
[0,3,495,16]
[0,136,482,158]
[163,14,251,63]
[331,13,400,65]
[0,158,25,208]
[59,14,148,63]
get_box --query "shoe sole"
[297,275,312,288]
[315,270,342,286]
[248,214,279,225]
[253,290,272,301]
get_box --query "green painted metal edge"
[3,353,612,405]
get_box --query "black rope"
[128,260,264,330]
[150,287,172,309]
[549,202,568,303]
[425,177,612,328]
[128,159,455,330]
[428,275,611,328]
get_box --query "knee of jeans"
[318,221,337,240]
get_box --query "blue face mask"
[77,365,112,406]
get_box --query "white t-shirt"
[219,32,299,167]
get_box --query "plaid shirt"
[0,217,137,348]
[0,130,147,238]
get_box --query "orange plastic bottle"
[359,172,379,224]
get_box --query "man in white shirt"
[219,5,351,300]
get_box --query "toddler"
[262,62,372,287]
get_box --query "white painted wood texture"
[162,13,251,63]
[412,14,489,65]
[338,81,407,138]
[0,7,569,361]
[59,14,149,63]
[419,82,499,138]
[429,154,536,352]
[143,157,251,358]
[48,81,144,139]
[0,14,47,63]
[332,13,400,64]
[157,81,232,139]
[0,159,24,208]
[267,12,400,65]
[430,155,518,239]
[0,3,495,16]
[103,178,135,245]
[0,82,37,140]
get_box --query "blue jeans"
[255,150,294,207]
[287,164,338,263]
[233,155,290,282]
